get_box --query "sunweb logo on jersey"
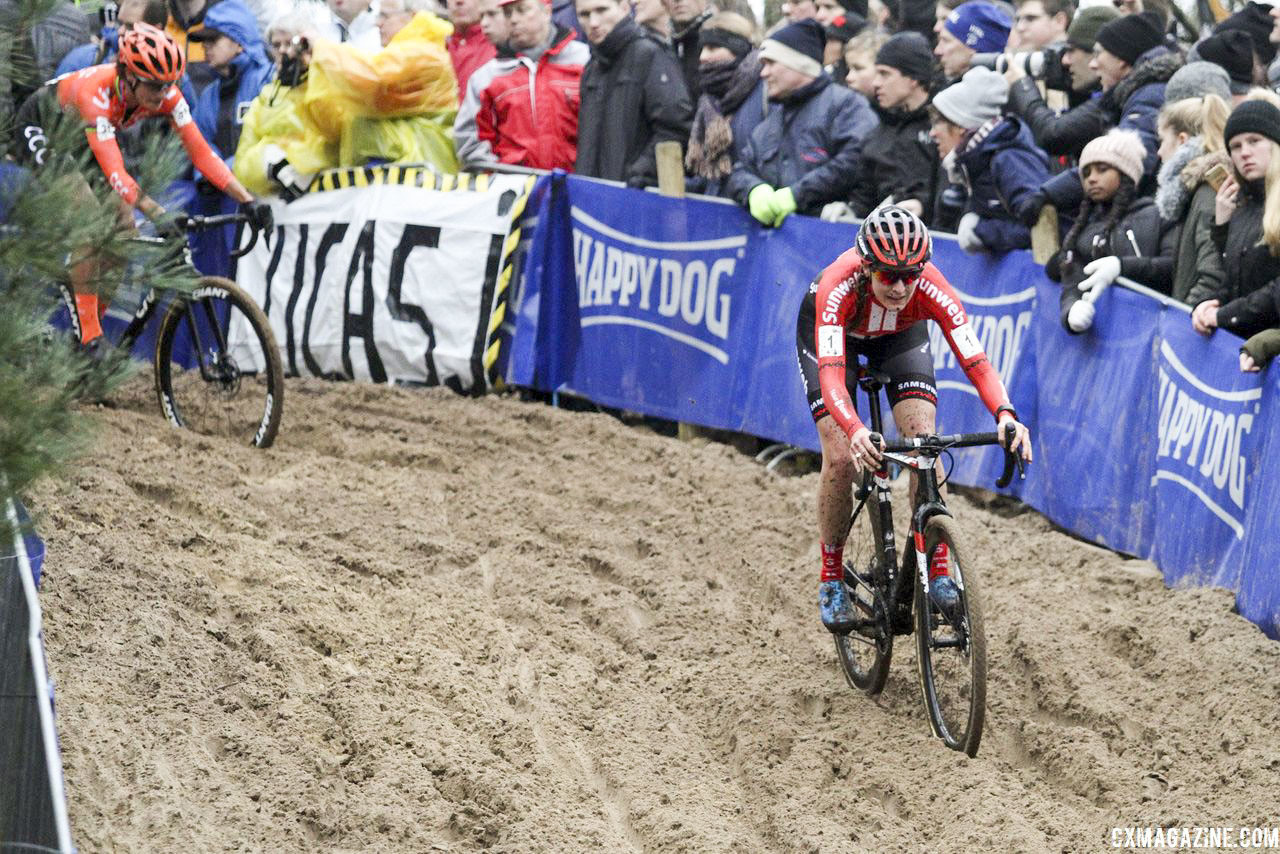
[570,206,744,364]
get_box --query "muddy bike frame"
[848,364,1023,638]
[57,213,262,350]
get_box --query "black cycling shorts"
[795,284,938,422]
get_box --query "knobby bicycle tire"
[914,515,987,757]
[835,471,893,695]
[154,275,284,448]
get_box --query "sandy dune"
[32,377,1280,852]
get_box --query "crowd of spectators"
[7,0,1280,368]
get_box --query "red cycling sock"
[820,542,843,582]
[74,294,103,344]
[930,542,950,580]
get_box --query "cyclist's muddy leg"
[816,414,857,549]
[64,172,130,343]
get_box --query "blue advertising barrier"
[510,172,1280,638]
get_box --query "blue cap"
[944,1,1012,54]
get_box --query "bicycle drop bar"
[180,213,263,258]
[875,423,1025,488]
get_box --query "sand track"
[31,377,1280,852]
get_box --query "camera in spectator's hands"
[971,44,1071,92]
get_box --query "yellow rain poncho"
[234,82,340,197]
[304,11,461,172]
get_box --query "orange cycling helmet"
[856,205,931,276]
[117,23,186,83]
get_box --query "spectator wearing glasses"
[1010,0,1070,51]
[1003,4,1115,162]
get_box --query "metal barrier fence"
[0,501,72,853]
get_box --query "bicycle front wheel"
[834,472,893,695]
[914,515,987,757]
[154,276,284,448]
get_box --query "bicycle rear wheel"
[834,472,893,694]
[914,515,987,757]
[154,276,284,448]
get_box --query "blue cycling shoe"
[819,579,856,634]
[928,576,964,628]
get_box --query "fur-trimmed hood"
[1155,136,1229,221]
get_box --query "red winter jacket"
[453,27,589,171]
[446,21,496,100]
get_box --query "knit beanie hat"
[1194,30,1255,94]
[943,1,1011,54]
[1164,61,1232,105]
[1224,99,1280,149]
[1078,129,1146,186]
[1065,4,1119,51]
[1216,1,1276,66]
[836,0,868,15]
[932,66,1009,130]
[760,19,825,76]
[875,31,933,85]
[1095,11,1164,66]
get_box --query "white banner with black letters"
[234,172,530,392]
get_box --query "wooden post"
[655,141,685,199]
[653,140,703,442]
[1031,204,1059,266]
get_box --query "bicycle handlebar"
[872,422,1026,488]
[175,209,273,259]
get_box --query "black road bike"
[60,213,284,448]
[834,364,1025,757]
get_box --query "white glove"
[1067,298,1095,332]
[957,213,984,253]
[1078,256,1121,295]
[263,143,309,201]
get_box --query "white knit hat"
[932,67,1009,131]
[1078,129,1146,187]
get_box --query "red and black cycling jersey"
[15,64,234,205]
[813,246,1012,438]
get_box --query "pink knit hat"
[1078,130,1146,187]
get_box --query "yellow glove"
[771,186,797,226]
[747,183,779,225]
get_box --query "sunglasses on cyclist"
[871,268,923,285]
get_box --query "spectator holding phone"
[1193,97,1280,345]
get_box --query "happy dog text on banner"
[235,169,533,391]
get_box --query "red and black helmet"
[117,23,186,84]
[855,205,931,276]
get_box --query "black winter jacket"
[575,18,694,188]
[670,10,711,103]
[1049,194,1176,331]
[1208,178,1280,334]
[848,100,937,223]
[1005,77,1109,161]
[726,75,878,215]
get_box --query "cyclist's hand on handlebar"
[241,200,274,235]
[154,213,188,241]
[849,427,883,472]
[998,416,1033,464]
